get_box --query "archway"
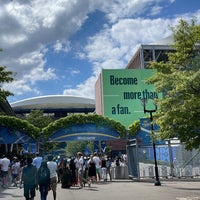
[46,123,121,142]
[0,115,39,144]
[0,115,38,154]
[43,114,126,142]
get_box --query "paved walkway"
[1,180,200,200]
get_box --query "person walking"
[20,157,38,200]
[47,155,58,200]
[32,152,43,170]
[11,157,20,187]
[77,152,84,189]
[60,160,72,189]
[93,152,101,181]
[69,157,78,186]
[0,154,11,188]
[38,161,51,200]
[87,154,96,186]
[101,156,107,181]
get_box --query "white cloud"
[150,6,163,16]
[53,40,71,53]
[83,17,174,73]
[70,69,80,76]
[0,0,199,102]
[0,0,91,98]
[63,75,97,99]
[91,0,172,23]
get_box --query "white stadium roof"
[10,95,95,112]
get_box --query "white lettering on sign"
[77,136,96,140]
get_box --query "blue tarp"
[0,126,36,144]
[47,123,121,142]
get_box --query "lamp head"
[140,98,148,106]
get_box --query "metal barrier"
[111,166,129,179]
[127,141,200,179]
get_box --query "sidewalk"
[1,179,200,200]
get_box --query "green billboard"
[102,69,161,128]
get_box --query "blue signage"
[0,126,35,144]
[135,118,165,146]
[47,124,120,142]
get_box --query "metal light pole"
[141,98,161,186]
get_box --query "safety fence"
[126,140,200,180]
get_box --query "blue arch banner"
[0,126,36,144]
[47,123,120,142]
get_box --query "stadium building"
[11,95,95,119]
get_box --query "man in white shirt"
[47,155,58,200]
[0,155,10,188]
[32,152,43,170]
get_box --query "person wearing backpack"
[38,161,51,200]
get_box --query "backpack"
[22,165,37,184]
[39,168,49,185]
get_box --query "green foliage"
[24,110,52,138]
[23,110,54,152]
[0,115,40,138]
[129,120,140,137]
[65,141,88,157]
[87,141,94,154]
[0,64,15,102]
[43,113,126,137]
[147,19,200,150]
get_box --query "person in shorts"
[47,155,58,200]
[0,154,10,188]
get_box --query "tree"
[25,110,52,138]
[148,19,200,150]
[24,110,55,153]
[65,141,88,157]
[0,64,15,102]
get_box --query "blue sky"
[0,0,200,103]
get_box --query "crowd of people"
[56,152,113,189]
[0,152,127,200]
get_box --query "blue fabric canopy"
[0,126,36,144]
[47,123,120,142]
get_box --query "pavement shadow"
[175,187,200,191]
